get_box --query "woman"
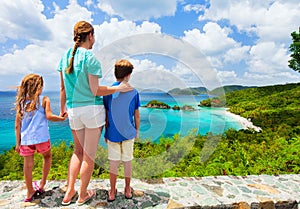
[57,20,132,206]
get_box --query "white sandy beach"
[223,109,262,132]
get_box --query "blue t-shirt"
[57,47,103,108]
[21,96,50,145]
[103,82,140,142]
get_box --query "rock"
[167,199,184,209]
[233,202,251,209]
[0,200,9,206]
[21,199,40,207]
[247,184,279,194]
[133,190,145,197]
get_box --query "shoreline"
[223,109,262,132]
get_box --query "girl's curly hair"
[15,74,43,119]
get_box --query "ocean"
[0,91,242,153]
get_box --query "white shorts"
[68,105,105,130]
[107,139,134,162]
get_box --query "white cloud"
[199,0,300,44]
[0,0,50,42]
[248,42,289,73]
[183,4,206,13]
[223,46,250,64]
[93,18,161,50]
[182,22,247,71]
[96,0,178,21]
[243,71,300,86]
[217,70,237,84]
[182,22,237,56]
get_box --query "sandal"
[24,190,38,202]
[33,181,45,195]
[125,187,133,199]
[107,189,117,202]
[76,190,95,206]
[61,191,78,206]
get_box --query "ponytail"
[66,21,94,74]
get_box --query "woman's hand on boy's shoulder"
[117,81,133,92]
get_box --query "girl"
[15,74,67,202]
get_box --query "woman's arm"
[43,96,68,121]
[88,74,133,96]
[15,115,21,153]
[59,72,67,116]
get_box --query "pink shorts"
[20,140,51,157]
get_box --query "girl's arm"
[43,96,68,122]
[88,74,133,96]
[134,109,140,139]
[59,72,67,116]
[15,115,21,153]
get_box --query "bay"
[0,91,243,153]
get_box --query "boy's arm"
[134,109,140,139]
[43,96,68,121]
[15,115,21,153]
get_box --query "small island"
[143,100,196,111]
[143,100,171,109]
[172,105,195,111]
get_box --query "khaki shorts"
[68,105,105,130]
[107,139,134,162]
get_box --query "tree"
[288,27,300,73]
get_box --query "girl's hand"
[117,81,133,92]
[15,145,20,153]
[62,112,68,119]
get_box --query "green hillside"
[209,85,256,95]
[224,83,300,129]
[168,87,208,95]
[168,85,255,95]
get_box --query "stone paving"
[0,174,299,209]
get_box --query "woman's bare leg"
[62,129,84,203]
[77,127,101,203]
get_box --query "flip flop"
[61,191,78,206]
[33,181,44,194]
[125,187,133,199]
[107,189,117,202]
[76,190,95,206]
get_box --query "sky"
[0,0,300,92]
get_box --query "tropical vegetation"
[289,27,300,73]
[0,83,299,180]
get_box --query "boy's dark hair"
[114,59,134,79]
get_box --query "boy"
[103,59,140,202]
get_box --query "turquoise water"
[0,91,242,153]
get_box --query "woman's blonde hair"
[15,74,43,119]
[66,21,94,74]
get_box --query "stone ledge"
[170,200,298,209]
